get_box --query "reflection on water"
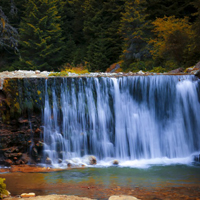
[1,164,200,197]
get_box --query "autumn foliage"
[0,0,200,72]
[149,16,194,66]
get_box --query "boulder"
[185,67,194,73]
[21,193,36,198]
[109,195,140,200]
[169,67,184,73]
[113,160,119,165]
[194,154,200,162]
[67,163,72,168]
[137,70,145,75]
[194,61,200,69]
[4,159,13,166]
[89,156,97,165]
[35,70,40,74]
[45,157,52,165]
[64,160,72,167]
[83,155,97,165]
[194,70,200,79]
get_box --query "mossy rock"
[1,78,47,122]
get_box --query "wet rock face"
[194,154,200,162]
[0,77,69,166]
[0,78,48,166]
[0,113,44,166]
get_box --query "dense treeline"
[0,0,200,72]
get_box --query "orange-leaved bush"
[149,16,194,67]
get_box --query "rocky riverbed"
[0,69,188,79]
[1,61,200,78]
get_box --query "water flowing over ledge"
[42,75,200,168]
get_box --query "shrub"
[0,178,8,199]
[49,62,90,76]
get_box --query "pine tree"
[18,0,64,71]
[102,0,125,67]
[87,35,110,72]
[58,0,84,65]
[83,0,124,71]
[146,0,197,22]
[0,1,19,71]
[119,0,151,67]
[187,0,200,66]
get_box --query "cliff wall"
[0,78,47,166]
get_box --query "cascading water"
[42,75,200,167]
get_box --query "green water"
[1,164,200,197]
[45,164,200,187]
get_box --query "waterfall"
[42,75,200,166]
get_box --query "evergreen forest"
[0,0,200,72]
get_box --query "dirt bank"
[0,164,85,173]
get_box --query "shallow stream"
[1,163,200,199]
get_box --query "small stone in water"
[21,193,36,198]
[113,160,119,165]
[109,195,139,200]
[67,163,72,168]
[45,157,52,165]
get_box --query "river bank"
[1,165,200,200]
[0,165,71,173]
[2,182,200,200]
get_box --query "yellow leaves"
[37,90,41,95]
[1,17,5,31]
[152,16,193,40]
[25,61,34,67]
[39,16,48,25]
[62,63,90,74]
[0,178,8,198]
[27,23,38,32]
[149,16,194,61]
[23,41,31,47]
[14,102,20,110]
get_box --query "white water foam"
[42,76,200,168]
